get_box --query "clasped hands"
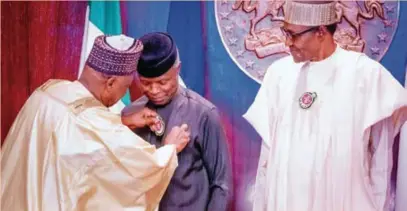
[121,108,190,153]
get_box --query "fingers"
[145,116,158,126]
[150,125,158,132]
[180,124,188,131]
[171,125,180,131]
[141,108,158,131]
[142,108,157,118]
[180,124,190,140]
[176,141,189,153]
[149,121,161,132]
[121,107,160,129]
[177,134,190,153]
[121,115,131,126]
[180,124,190,142]
[181,130,190,140]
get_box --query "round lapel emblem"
[154,115,165,137]
[299,92,317,109]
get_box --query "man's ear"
[106,76,116,90]
[319,26,330,37]
[176,63,182,74]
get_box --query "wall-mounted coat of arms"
[215,0,400,83]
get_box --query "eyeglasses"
[281,26,320,40]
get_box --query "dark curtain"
[1,1,87,143]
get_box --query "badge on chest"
[299,92,317,109]
[154,115,165,136]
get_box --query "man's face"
[138,64,180,106]
[282,22,321,63]
[101,74,134,107]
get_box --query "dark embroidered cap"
[86,35,143,76]
[137,32,177,78]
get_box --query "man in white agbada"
[1,35,190,211]
[244,1,407,211]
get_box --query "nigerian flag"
[78,1,131,113]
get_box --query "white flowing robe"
[244,46,407,211]
[1,79,178,211]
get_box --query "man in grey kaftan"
[122,32,232,211]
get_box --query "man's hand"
[164,124,190,153]
[121,108,159,130]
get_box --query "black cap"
[137,32,177,78]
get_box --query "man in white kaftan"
[244,1,407,211]
[1,35,190,211]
